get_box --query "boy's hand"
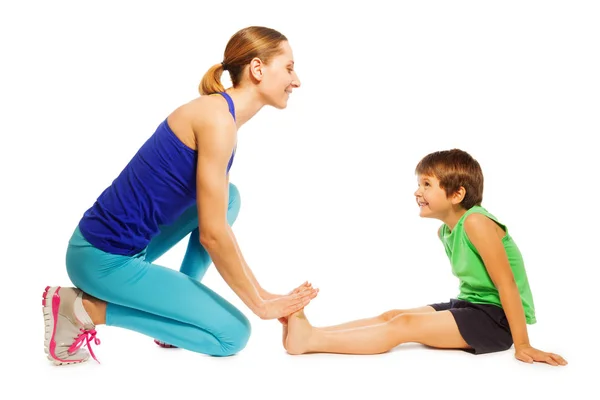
[515,344,567,366]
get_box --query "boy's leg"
[281,306,435,352]
[320,306,436,331]
[286,309,469,355]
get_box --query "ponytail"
[199,63,226,95]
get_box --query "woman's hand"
[262,281,314,300]
[257,282,318,320]
[261,282,315,324]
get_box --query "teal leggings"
[66,183,251,356]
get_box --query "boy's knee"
[380,309,404,321]
[388,313,415,329]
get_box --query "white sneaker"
[42,286,101,365]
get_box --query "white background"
[1,0,598,398]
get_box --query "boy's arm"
[463,213,567,366]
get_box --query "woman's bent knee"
[213,314,251,356]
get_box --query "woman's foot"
[42,286,102,365]
[285,309,314,355]
[154,339,177,348]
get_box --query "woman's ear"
[249,57,264,81]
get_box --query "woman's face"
[257,41,301,109]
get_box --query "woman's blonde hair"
[199,26,288,95]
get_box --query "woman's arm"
[223,211,312,300]
[195,110,266,315]
[222,178,270,299]
[463,213,567,366]
[192,105,317,320]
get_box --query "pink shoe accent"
[42,286,50,306]
[69,329,101,363]
[48,287,62,361]
[154,339,177,348]
[44,286,101,364]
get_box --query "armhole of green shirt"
[462,210,509,251]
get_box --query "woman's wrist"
[251,301,267,319]
[259,288,276,299]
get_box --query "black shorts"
[429,298,513,355]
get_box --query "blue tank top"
[78,92,236,256]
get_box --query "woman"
[42,26,318,366]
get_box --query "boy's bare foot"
[285,309,314,355]
[281,319,289,350]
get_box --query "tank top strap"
[217,92,236,122]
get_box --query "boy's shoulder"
[462,206,503,227]
[463,206,510,241]
[463,211,496,232]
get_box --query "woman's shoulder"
[188,95,235,129]
[167,94,235,149]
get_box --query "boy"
[282,149,566,366]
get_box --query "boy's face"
[414,174,453,219]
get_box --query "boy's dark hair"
[415,149,484,209]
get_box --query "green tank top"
[439,206,536,324]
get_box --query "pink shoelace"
[69,328,101,363]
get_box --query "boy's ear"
[451,186,466,205]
